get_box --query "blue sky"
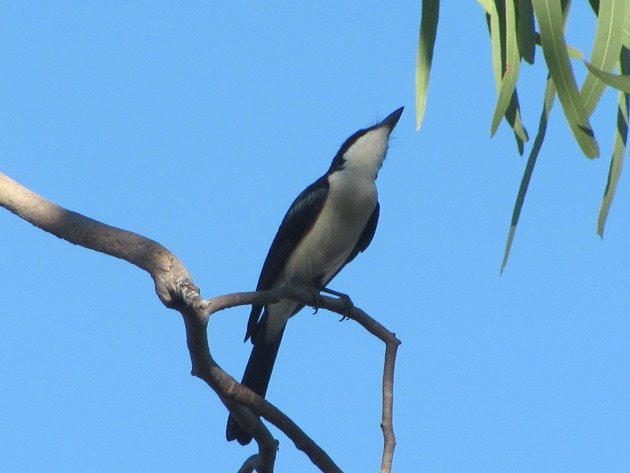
[2,2,629,472]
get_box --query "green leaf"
[584,61,630,92]
[565,44,585,61]
[479,0,503,85]
[491,0,522,137]
[604,0,630,49]
[516,0,536,64]
[506,91,529,154]
[580,0,627,117]
[415,0,440,131]
[501,76,556,273]
[598,48,630,236]
[532,0,600,158]
[480,0,528,152]
[534,32,585,60]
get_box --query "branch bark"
[1,173,401,472]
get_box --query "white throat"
[341,126,390,180]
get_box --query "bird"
[226,106,404,445]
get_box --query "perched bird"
[227,107,404,445]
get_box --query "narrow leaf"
[479,0,503,86]
[598,48,630,236]
[506,90,529,154]
[535,32,585,60]
[532,0,600,158]
[501,76,556,273]
[565,44,585,61]
[580,0,626,117]
[416,0,440,131]
[491,0,522,137]
[586,0,630,50]
[584,61,630,92]
[480,0,529,152]
[516,0,536,64]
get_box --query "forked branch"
[0,173,401,472]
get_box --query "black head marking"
[326,107,403,175]
[327,127,374,174]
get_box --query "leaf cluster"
[416,0,630,270]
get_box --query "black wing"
[245,176,330,342]
[345,201,380,265]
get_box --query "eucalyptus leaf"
[532,0,599,158]
[585,61,630,92]
[502,76,556,273]
[415,0,440,130]
[516,0,536,64]
[598,48,630,236]
[580,0,626,117]
[491,0,522,138]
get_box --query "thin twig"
[208,285,402,472]
[380,336,401,473]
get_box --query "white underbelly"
[264,172,377,341]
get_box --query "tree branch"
[0,173,341,472]
[1,173,401,472]
[0,173,188,307]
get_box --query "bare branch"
[176,281,342,472]
[223,402,278,473]
[0,173,341,472]
[1,173,401,472]
[0,173,189,307]
[237,454,265,473]
[380,334,401,473]
[206,285,402,472]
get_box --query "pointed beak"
[379,106,404,131]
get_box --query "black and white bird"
[226,106,404,445]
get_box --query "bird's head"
[327,106,404,179]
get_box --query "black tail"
[226,326,285,445]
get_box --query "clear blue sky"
[2,2,629,472]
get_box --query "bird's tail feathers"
[226,323,285,445]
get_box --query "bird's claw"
[308,287,325,315]
[309,287,353,320]
[337,294,354,321]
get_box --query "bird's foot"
[320,287,354,321]
[302,286,324,315]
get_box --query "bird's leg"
[320,287,354,321]
[300,285,325,314]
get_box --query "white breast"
[263,170,377,341]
